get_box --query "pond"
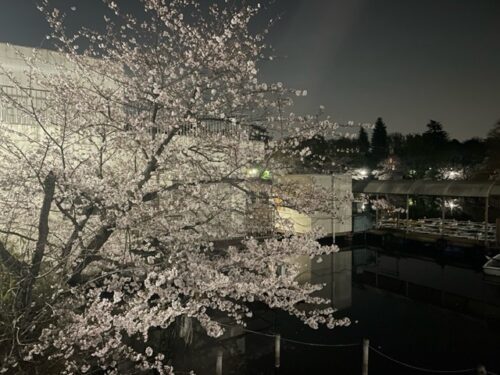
[172,245,500,375]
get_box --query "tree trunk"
[15,171,56,312]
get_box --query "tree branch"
[14,171,56,312]
[66,87,202,285]
[0,229,37,243]
[0,241,27,277]
[67,223,114,286]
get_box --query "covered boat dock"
[353,180,500,246]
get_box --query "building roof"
[353,179,500,198]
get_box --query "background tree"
[370,117,389,167]
[358,127,370,156]
[385,121,488,180]
[480,120,500,179]
[423,120,448,141]
[420,120,450,177]
[401,133,426,177]
[296,134,330,172]
[461,138,486,171]
[388,132,405,155]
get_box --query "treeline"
[297,117,500,180]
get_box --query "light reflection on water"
[174,246,500,374]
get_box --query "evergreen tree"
[482,120,500,178]
[370,117,389,165]
[388,132,405,155]
[422,120,450,172]
[358,127,370,155]
[423,120,448,146]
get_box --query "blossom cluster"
[0,0,351,373]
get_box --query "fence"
[205,322,497,375]
[0,84,48,126]
[378,218,496,242]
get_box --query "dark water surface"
[174,245,500,374]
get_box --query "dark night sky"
[1,0,499,139]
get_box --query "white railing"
[378,218,496,242]
[0,85,48,126]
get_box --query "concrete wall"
[276,174,352,236]
[0,43,267,241]
[0,43,68,87]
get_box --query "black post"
[362,338,369,375]
[275,334,281,372]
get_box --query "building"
[1,43,352,243]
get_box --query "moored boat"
[483,254,500,277]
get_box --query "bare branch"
[0,241,27,277]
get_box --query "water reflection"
[355,248,500,323]
[311,250,352,310]
[173,247,500,374]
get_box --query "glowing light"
[260,169,272,180]
[444,199,460,211]
[441,169,464,180]
[353,167,369,180]
[246,167,260,178]
[245,167,272,180]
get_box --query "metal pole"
[484,195,489,246]
[332,174,336,244]
[484,180,497,247]
[275,334,281,369]
[331,175,336,309]
[406,194,410,233]
[440,197,445,234]
[496,218,500,246]
[216,349,223,375]
[362,338,369,375]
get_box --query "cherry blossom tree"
[0,1,350,373]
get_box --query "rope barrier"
[369,345,476,374]
[281,337,359,347]
[216,321,494,373]
[218,321,358,347]
[217,322,275,338]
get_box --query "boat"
[483,254,500,277]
